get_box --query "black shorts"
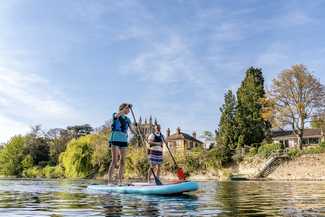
[110,141,128,149]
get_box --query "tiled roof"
[272,128,323,139]
[166,132,203,143]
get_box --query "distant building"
[272,127,325,148]
[164,127,205,152]
[138,115,157,138]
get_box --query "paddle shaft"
[154,121,185,180]
[130,107,163,185]
[160,131,179,168]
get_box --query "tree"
[217,90,237,149]
[67,124,93,140]
[0,135,25,175]
[24,125,50,165]
[235,67,271,147]
[259,64,325,150]
[199,131,215,149]
[310,116,325,129]
[45,128,74,164]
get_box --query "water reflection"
[1,178,325,216]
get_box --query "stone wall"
[267,154,325,181]
[231,157,261,177]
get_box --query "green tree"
[235,67,271,147]
[259,64,325,150]
[21,155,34,169]
[24,125,50,165]
[67,124,93,140]
[45,128,74,164]
[217,90,237,149]
[0,135,25,175]
[59,135,93,178]
[310,116,325,129]
[59,126,112,178]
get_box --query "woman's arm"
[129,124,142,138]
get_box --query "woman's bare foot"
[107,182,115,187]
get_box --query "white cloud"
[0,112,30,144]
[0,67,74,119]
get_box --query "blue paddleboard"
[87,181,198,195]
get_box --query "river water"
[0,178,325,216]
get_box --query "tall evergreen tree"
[235,67,271,147]
[217,90,237,149]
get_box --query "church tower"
[139,115,156,138]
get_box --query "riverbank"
[4,153,325,182]
[125,153,325,182]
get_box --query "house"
[272,127,325,148]
[164,127,205,152]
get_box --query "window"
[187,141,190,148]
[302,138,309,145]
[309,138,319,144]
[177,141,180,147]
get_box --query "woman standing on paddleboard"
[147,124,166,184]
[107,103,141,187]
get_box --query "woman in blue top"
[108,103,141,187]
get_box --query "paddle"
[155,120,186,180]
[129,107,163,186]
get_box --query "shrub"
[287,149,300,157]
[250,143,261,148]
[221,168,232,180]
[124,148,149,178]
[307,146,316,150]
[43,165,65,178]
[232,154,243,162]
[319,141,325,149]
[258,143,284,157]
[249,147,258,155]
[22,166,44,178]
[208,147,231,167]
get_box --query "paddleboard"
[87,181,199,195]
[132,180,187,186]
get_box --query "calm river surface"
[1,178,325,216]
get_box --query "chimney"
[192,132,196,139]
[166,128,170,137]
[177,127,180,135]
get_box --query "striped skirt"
[149,150,163,165]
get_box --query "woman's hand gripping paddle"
[155,121,186,180]
[130,107,163,186]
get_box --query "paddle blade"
[177,168,186,180]
[152,168,163,186]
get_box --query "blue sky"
[1,0,325,144]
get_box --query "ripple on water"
[1,178,325,216]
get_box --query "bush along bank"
[0,132,233,180]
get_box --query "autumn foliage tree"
[259,64,325,150]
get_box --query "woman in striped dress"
[147,124,166,183]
